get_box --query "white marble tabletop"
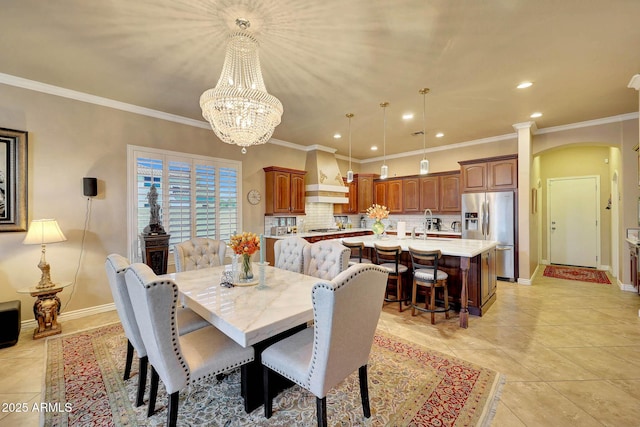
[340,235,497,258]
[164,264,319,348]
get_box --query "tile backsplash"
[264,202,462,235]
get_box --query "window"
[127,145,241,263]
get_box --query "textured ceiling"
[1,0,640,159]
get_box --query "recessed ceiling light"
[402,113,414,120]
[530,112,543,118]
[517,81,533,89]
[435,132,444,138]
[371,146,378,151]
[333,133,341,139]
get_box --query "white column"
[513,121,537,284]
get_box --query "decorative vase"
[239,253,254,281]
[372,219,385,238]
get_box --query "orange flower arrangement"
[366,204,389,221]
[229,232,260,255]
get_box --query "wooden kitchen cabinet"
[403,177,421,212]
[374,179,403,213]
[333,178,358,214]
[459,154,517,193]
[440,172,461,212]
[402,171,460,214]
[356,174,377,213]
[263,166,307,215]
[419,176,439,212]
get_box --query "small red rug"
[543,265,611,284]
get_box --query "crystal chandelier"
[346,113,354,183]
[380,102,389,179]
[419,88,430,174]
[200,19,283,154]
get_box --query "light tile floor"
[1,272,639,426]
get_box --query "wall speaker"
[83,177,97,197]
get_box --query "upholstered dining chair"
[408,247,450,324]
[273,236,310,273]
[173,237,227,272]
[341,240,373,266]
[303,240,350,280]
[124,262,255,427]
[261,263,389,426]
[105,254,210,408]
[373,243,410,312]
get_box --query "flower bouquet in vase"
[229,232,260,282]
[366,204,389,238]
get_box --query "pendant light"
[419,88,430,175]
[380,102,389,179]
[346,113,354,183]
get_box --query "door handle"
[496,247,510,251]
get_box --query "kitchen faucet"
[423,208,433,240]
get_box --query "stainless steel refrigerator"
[461,191,516,281]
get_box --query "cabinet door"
[273,171,291,213]
[488,158,517,190]
[346,180,358,213]
[419,176,439,212]
[374,181,387,207]
[403,178,420,213]
[461,163,487,192]
[386,179,403,213]
[333,179,358,214]
[357,175,375,213]
[440,174,461,212]
[290,173,306,214]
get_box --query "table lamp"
[23,219,67,289]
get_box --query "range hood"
[304,146,349,204]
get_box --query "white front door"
[548,176,599,268]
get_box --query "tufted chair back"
[303,240,350,280]
[125,263,189,394]
[174,238,227,272]
[261,264,389,425]
[274,236,310,273]
[105,254,146,358]
[308,264,388,396]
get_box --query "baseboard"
[21,303,116,329]
[617,281,637,293]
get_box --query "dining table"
[163,263,320,412]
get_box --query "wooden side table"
[17,283,71,339]
[140,233,171,275]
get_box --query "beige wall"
[357,139,518,176]
[531,119,638,283]
[0,84,304,321]
[1,82,638,322]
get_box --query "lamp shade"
[23,219,67,245]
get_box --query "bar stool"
[342,241,373,266]
[373,244,409,312]
[408,247,449,324]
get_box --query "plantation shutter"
[167,159,192,249]
[195,163,216,238]
[218,166,239,241]
[129,146,241,264]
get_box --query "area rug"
[44,323,503,426]
[543,265,611,284]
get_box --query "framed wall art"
[0,128,28,231]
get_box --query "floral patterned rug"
[44,323,503,426]
[543,265,611,284]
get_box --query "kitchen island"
[342,235,498,327]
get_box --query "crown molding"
[2,72,637,162]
